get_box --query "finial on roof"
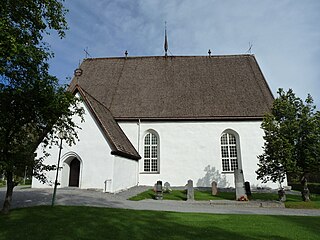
[74,59,83,77]
[164,21,168,57]
[125,50,128,58]
[84,47,91,58]
[74,68,83,77]
[246,42,253,54]
[208,49,212,57]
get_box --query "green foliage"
[0,0,83,213]
[0,0,68,85]
[1,206,319,240]
[290,183,320,194]
[0,180,5,188]
[256,89,320,185]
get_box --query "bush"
[0,180,6,187]
[290,183,320,194]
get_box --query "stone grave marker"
[187,179,194,201]
[234,169,247,200]
[155,180,163,200]
[211,181,218,195]
[163,182,171,193]
[244,181,251,197]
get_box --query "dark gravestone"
[187,179,194,201]
[155,180,163,200]
[244,181,252,197]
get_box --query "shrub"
[290,183,320,194]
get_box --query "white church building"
[32,54,282,192]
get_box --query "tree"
[256,89,320,201]
[0,0,83,214]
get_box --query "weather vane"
[84,47,92,58]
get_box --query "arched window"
[221,132,239,172]
[143,131,159,172]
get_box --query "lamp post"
[51,131,65,207]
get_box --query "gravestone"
[211,181,218,195]
[278,188,286,202]
[244,181,252,197]
[187,179,194,201]
[155,180,163,200]
[163,182,171,193]
[234,169,247,200]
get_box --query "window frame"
[220,132,239,173]
[143,131,160,173]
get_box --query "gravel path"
[1,186,320,216]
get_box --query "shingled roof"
[70,55,273,120]
[74,86,141,160]
[70,54,273,160]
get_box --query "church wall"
[112,156,138,193]
[119,121,284,189]
[32,97,116,191]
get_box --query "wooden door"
[69,158,80,187]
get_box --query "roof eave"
[111,150,141,161]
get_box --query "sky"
[46,0,320,108]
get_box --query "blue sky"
[46,0,320,107]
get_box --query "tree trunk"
[1,172,15,214]
[301,175,310,202]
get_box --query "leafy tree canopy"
[0,0,84,214]
[256,88,320,192]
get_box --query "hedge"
[290,183,320,194]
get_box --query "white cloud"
[46,0,320,107]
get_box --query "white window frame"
[221,132,239,172]
[143,131,159,173]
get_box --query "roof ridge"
[83,54,254,61]
[77,86,111,112]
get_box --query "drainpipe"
[137,119,141,185]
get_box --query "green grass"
[195,190,235,200]
[0,206,319,240]
[129,189,187,201]
[285,193,320,209]
[129,189,320,209]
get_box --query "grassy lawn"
[0,206,319,240]
[285,194,320,209]
[129,189,320,209]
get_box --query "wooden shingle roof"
[70,55,273,120]
[75,86,141,160]
[70,54,273,160]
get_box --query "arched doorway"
[69,158,80,187]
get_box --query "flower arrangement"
[237,195,249,201]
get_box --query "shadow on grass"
[129,189,187,201]
[1,206,319,240]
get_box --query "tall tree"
[0,0,83,214]
[256,89,320,201]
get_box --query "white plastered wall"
[119,121,285,189]
[32,95,138,192]
[112,155,138,193]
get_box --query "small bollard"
[155,180,163,200]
